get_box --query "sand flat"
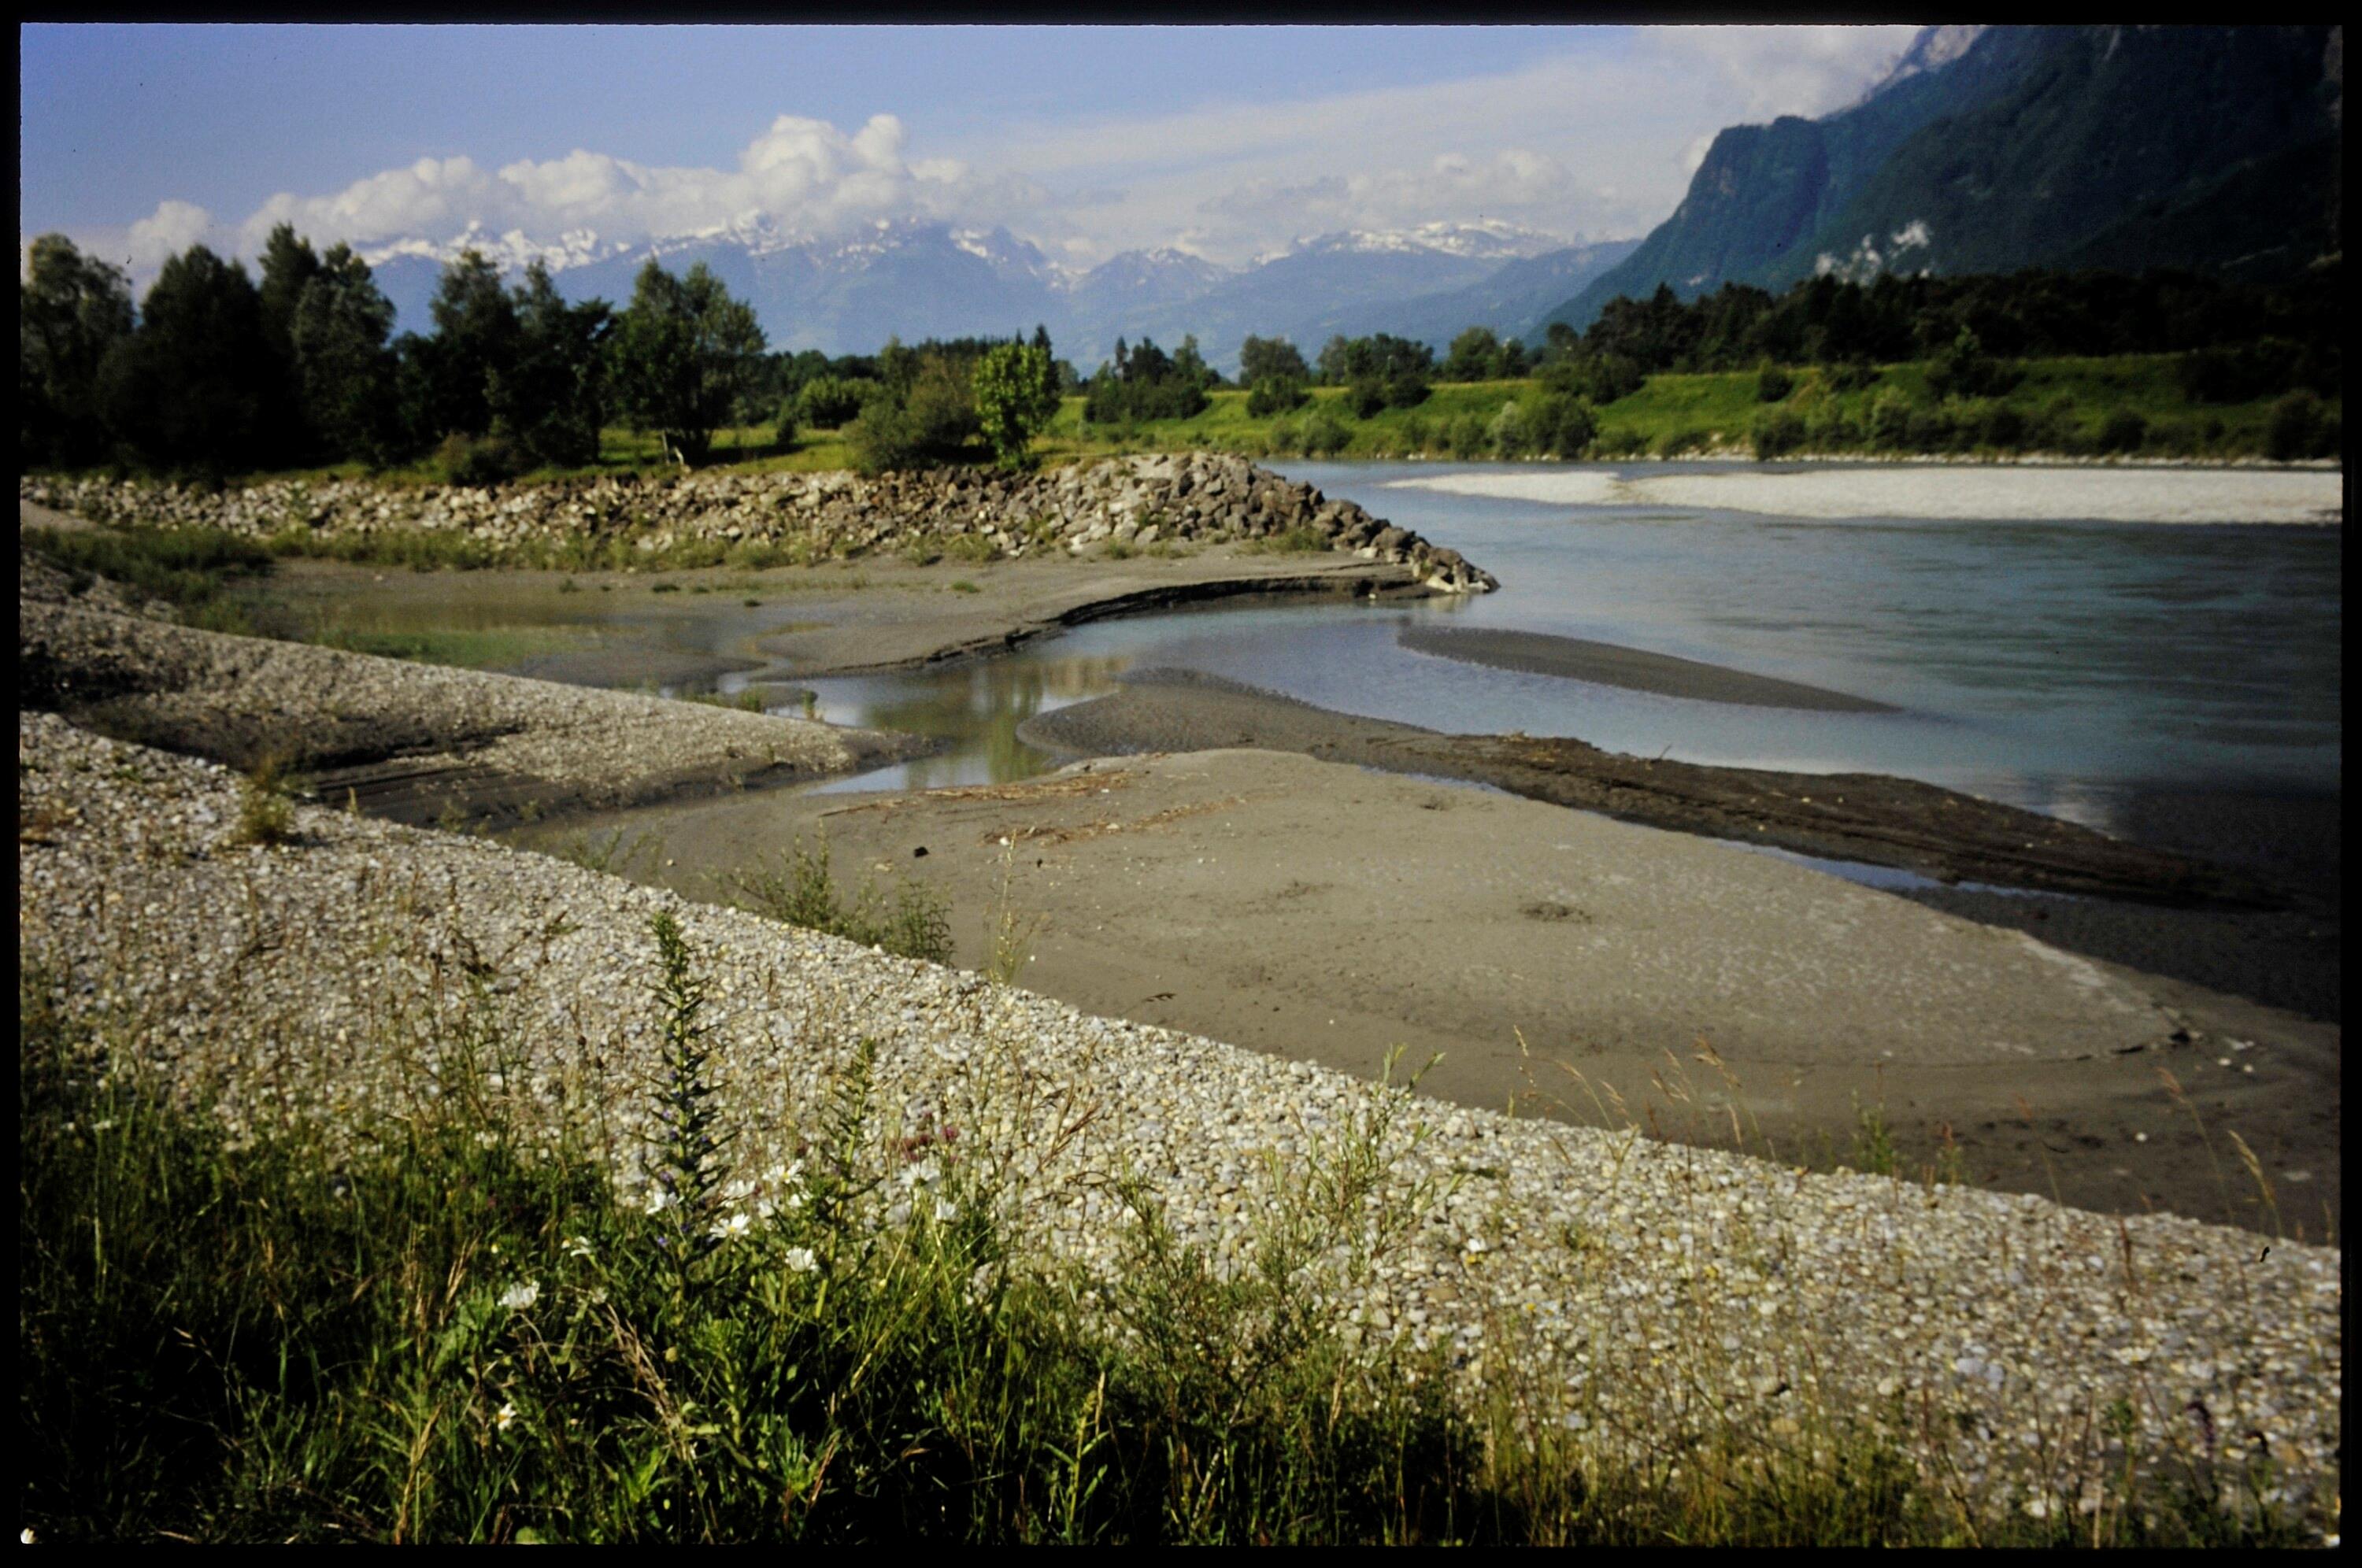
[1387,464,2345,524]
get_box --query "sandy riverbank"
[1386,464,2345,524]
[514,744,2341,1234]
[20,708,2341,1523]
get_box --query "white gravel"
[1387,464,2345,525]
[17,708,2340,1533]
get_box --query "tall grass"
[723,836,955,965]
[19,920,2316,1544]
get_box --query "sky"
[21,24,1923,280]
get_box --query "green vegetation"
[972,341,1063,468]
[20,931,2316,1544]
[232,756,298,847]
[723,836,955,965]
[23,523,274,614]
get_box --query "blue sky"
[21,24,1921,277]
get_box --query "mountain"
[1298,237,1642,350]
[1540,24,2344,336]
[363,217,1590,375]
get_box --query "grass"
[307,624,587,670]
[722,836,955,966]
[20,919,2319,1546]
[23,524,276,631]
[232,756,298,847]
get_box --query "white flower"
[901,1157,943,1189]
[23,1529,36,1544]
[563,1235,594,1261]
[498,1281,540,1311]
[783,1246,818,1274]
[709,1211,753,1241]
[495,1402,518,1432]
[933,1198,957,1222]
[644,1186,672,1214]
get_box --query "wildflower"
[709,1211,753,1241]
[933,1198,958,1222]
[644,1186,672,1214]
[23,1529,36,1544]
[498,1281,541,1311]
[564,1235,594,1261]
[901,1156,943,1188]
[495,1403,519,1432]
[783,1246,818,1274]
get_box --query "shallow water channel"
[739,461,2342,841]
[280,459,2342,866]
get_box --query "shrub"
[1485,401,1528,458]
[794,375,879,428]
[1757,363,1794,402]
[1524,393,1596,459]
[1245,377,1309,418]
[2095,409,2148,456]
[233,756,297,846]
[771,402,798,449]
[1446,413,1488,459]
[845,401,929,476]
[1346,378,1387,420]
[1653,427,1713,458]
[1751,407,1807,460]
[2266,390,2331,462]
[725,837,954,964]
[436,432,524,488]
[1867,390,1913,450]
[1979,405,2027,449]
[1298,409,1351,457]
[1399,413,1431,453]
[1382,372,1431,410]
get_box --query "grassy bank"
[22,908,2309,1546]
[27,355,2334,501]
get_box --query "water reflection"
[802,653,1137,792]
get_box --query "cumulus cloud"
[233,113,1040,261]
[127,199,217,271]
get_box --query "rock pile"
[20,453,1498,594]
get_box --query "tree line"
[20,228,1073,481]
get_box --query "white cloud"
[1644,26,1920,123]
[231,113,1035,261]
[125,27,1925,276]
[127,199,217,271]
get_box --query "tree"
[972,341,1061,467]
[99,245,274,474]
[1442,327,1503,382]
[609,260,766,467]
[291,242,400,464]
[255,224,323,457]
[20,234,134,468]
[498,261,613,468]
[1238,334,1309,385]
[416,250,520,440]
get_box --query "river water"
[765,460,2340,842]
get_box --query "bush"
[844,401,930,476]
[795,375,880,428]
[436,432,524,487]
[1751,408,1807,460]
[1399,413,1431,453]
[2095,409,2148,455]
[1979,405,2027,449]
[1298,409,1351,457]
[1524,393,1596,458]
[1652,427,1713,458]
[1756,363,1794,402]
[1485,401,1528,458]
[1245,377,1309,418]
[1382,372,1431,410]
[772,403,798,449]
[726,837,953,964]
[2266,390,2333,461]
[1867,390,1913,450]
[1346,378,1387,420]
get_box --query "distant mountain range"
[357,25,2341,375]
[1537,23,2345,336]
[365,216,1626,375]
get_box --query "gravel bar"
[17,708,2339,1533]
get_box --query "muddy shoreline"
[1021,671,2290,911]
